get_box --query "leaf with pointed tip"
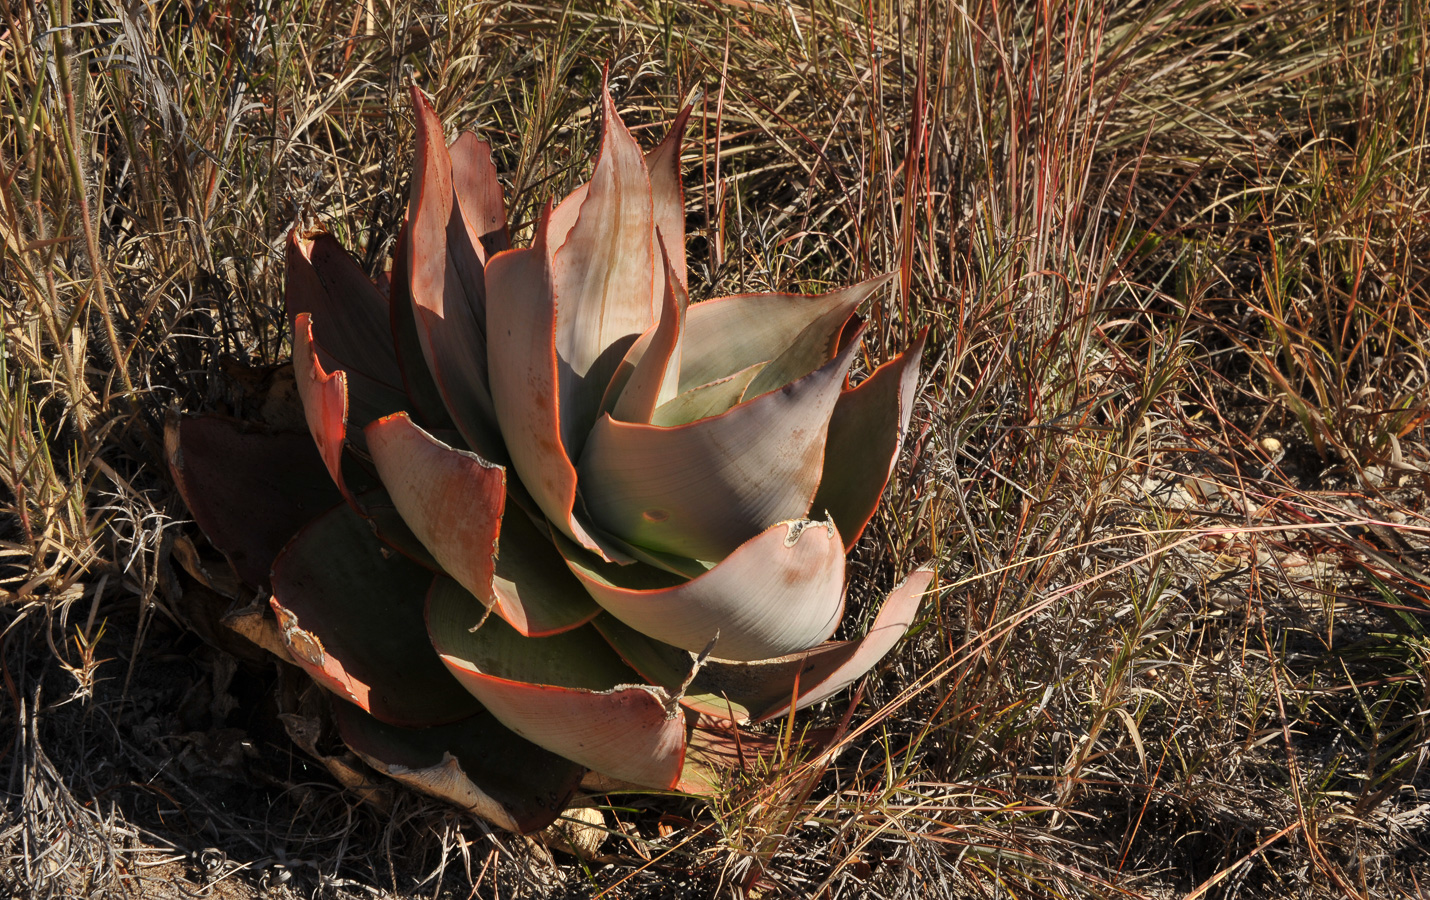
[578,325,865,561]
[285,231,404,388]
[646,103,692,294]
[551,80,656,448]
[408,87,505,463]
[734,567,933,722]
[167,415,340,589]
[812,331,927,549]
[332,700,583,834]
[596,568,931,723]
[450,133,510,257]
[672,275,893,393]
[485,207,609,559]
[650,362,765,427]
[611,241,686,423]
[560,518,845,661]
[270,500,482,727]
[429,584,686,789]
[742,279,889,400]
[365,411,504,611]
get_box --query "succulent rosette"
[169,79,930,834]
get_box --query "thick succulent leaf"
[449,133,510,257]
[270,500,482,727]
[365,412,504,614]
[166,415,340,589]
[285,231,404,389]
[560,518,845,661]
[811,331,927,549]
[551,81,656,448]
[292,309,408,488]
[484,205,608,558]
[408,87,505,463]
[646,103,693,294]
[292,314,353,503]
[332,701,582,834]
[387,219,455,429]
[578,326,865,561]
[743,283,884,400]
[611,241,687,423]
[734,566,933,722]
[359,491,442,571]
[488,508,601,636]
[596,568,932,723]
[673,275,893,393]
[429,585,686,789]
[650,362,764,427]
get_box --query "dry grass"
[2,0,1429,897]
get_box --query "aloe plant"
[169,79,930,834]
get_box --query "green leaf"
[811,330,927,549]
[578,325,866,561]
[560,518,845,661]
[270,500,482,727]
[428,584,686,789]
[332,700,582,834]
[649,362,764,427]
[673,274,893,393]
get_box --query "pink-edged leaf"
[291,313,355,504]
[285,230,403,389]
[408,87,505,463]
[449,132,510,257]
[560,518,845,661]
[388,218,455,430]
[737,567,933,722]
[484,205,610,558]
[270,499,482,727]
[364,411,504,609]
[646,103,693,294]
[595,567,932,724]
[332,700,583,834]
[166,414,340,589]
[673,275,894,394]
[812,330,927,549]
[428,582,686,788]
[551,79,656,450]
[578,325,866,561]
[611,240,687,423]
